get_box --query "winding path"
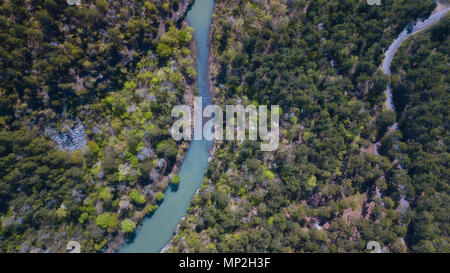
[119,1,448,253]
[379,3,449,213]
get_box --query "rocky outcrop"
[45,121,87,152]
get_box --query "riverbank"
[103,4,198,253]
[119,0,215,253]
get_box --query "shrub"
[156,139,178,160]
[171,174,181,185]
[155,191,164,203]
[263,170,275,180]
[130,189,146,205]
[121,219,137,234]
[96,213,119,230]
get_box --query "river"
[119,0,448,253]
[119,0,215,253]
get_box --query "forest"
[0,0,448,253]
[169,0,447,252]
[387,14,449,252]
[0,0,196,252]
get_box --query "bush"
[156,139,178,160]
[144,204,158,214]
[121,219,137,234]
[171,174,181,185]
[99,188,113,201]
[156,43,173,60]
[130,189,146,205]
[95,213,119,230]
[306,175,317,191]
[155,191,164,203]
[263,170,275,180]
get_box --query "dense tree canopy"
[169,0,445,253]
[0,0,447,253]
[388,14,450,252]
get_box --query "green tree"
[96,213,119,230]
[156,139,178,160]
[156,43,173,60]
[171,174,181,185]
[130,189,146,205]
[121,219,137,234]
[155,192,164,203]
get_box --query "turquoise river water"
[120,0,215,253]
